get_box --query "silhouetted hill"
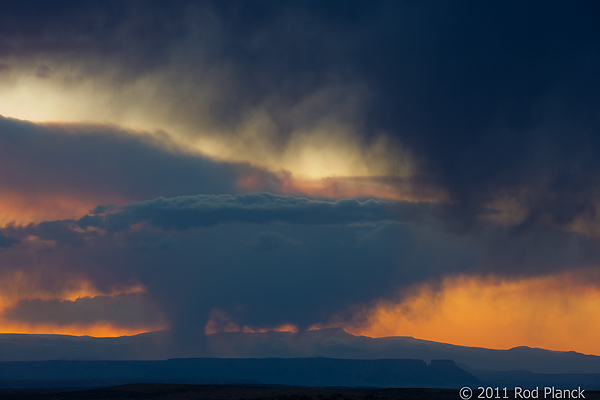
[2,329,599,374]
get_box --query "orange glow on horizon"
[324,271,600,356]
[0,272,166,337]
[0,320,165,337]
[0,271,147,307]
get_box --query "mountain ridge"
[2,329,599,374]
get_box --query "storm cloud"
[2,192,600,339]
[4,292,165,328]
[1,1,600,354]
[0,231,19,248]
[0,115,287,227]
[2,1,598,230]
[99,193,410,231]
[0,116,273,200]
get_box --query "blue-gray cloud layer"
[98,193,413,231]
[3,292,163,327]
[2,193,600,338]
[0,116,277,201]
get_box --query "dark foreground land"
[1,384,599,400]
[0,384,455,400]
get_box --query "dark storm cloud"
[0,0,182,66]
[0,193,467,334]
[3,219,95,248]
[2,192,452,246]
[481,225,600,275]
[5,189,597,282]
[0,231,19,248]
[93,191,492,233]
[353,1,600,227]
[250,231,299,252]
[3,1,599,227]
[2,0,600,346]
[1,217,476,333]
[25,220,86,248]
[101,193,402,232]
[0,116,277,202]
[2,192,599,337]
[3,292,164,327]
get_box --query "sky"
[1,0,600,355]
